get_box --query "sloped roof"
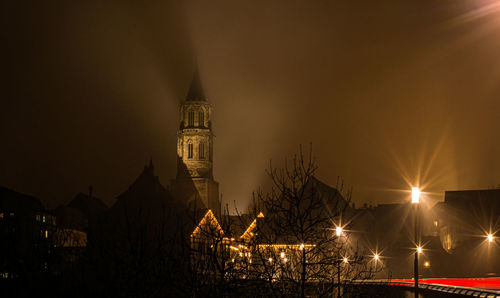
[68,192,108,219]
[0,186,43,211]
[185,69,206,102]
[191,209,224,238]
[110,161,185,226]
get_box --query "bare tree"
[232,145,377,297]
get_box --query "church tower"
[171,70,220,216]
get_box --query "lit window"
[198,111,204,127]
[188,143,193,159]
[199,142,205,159]
[188,111,195,126]
[10,212,14,217]
[45,230,48,238]
[42,215,46,223]
[433,220,438,227]
[0,213,3,219]
[36,214,40,221]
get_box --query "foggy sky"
[2,0,500,211]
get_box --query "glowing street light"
[411,187,421,204]
[336,226,343,237]
[373,253,379,261]
[411,187,421,297]
[488,233,493,243]
[343,257,349,264]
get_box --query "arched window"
[198,111,204,127]
[199,142,205,159]
[188,111,195,127]
[188,143,193,159]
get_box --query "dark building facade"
[0,187,56,277]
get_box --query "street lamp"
[411,187,421,297]
[373,253,379,261]
[487,233,493,243]
[335,225,344,298]
[411,187,420,204]
[336,226,343,237]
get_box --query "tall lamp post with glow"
[411,187,421,297]
[335,226,343,298]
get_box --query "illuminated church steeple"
[171,70,220,215]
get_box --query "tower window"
[188,143,193,158]
[199,142,205,159]
[188,111,195,126]
[198,111,204,127]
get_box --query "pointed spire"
[185,68,206,102]
[143,158,154,174]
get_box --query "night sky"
[2,0,500,211]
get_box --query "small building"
[0,187,56,277]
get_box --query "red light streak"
[391,278,500,289]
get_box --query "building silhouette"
[0,187,56,277]
[171,70,221,216]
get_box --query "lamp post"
[411,187,420,298]
[336,226,343,298]
[373,253,380,271]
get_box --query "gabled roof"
[185,69,206,102]
[0,186,43,211]
[191,209,224,238]
[240,212,264,241]
[68,192,108,218]
[115,160,166,201]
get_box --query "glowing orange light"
[374,253,379,260]
[411,187,420,204]
[488,233,493,243]
[336,226,343,237]
[424,261,430,268]
[417,246,423,254]
[343,257,348,263]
